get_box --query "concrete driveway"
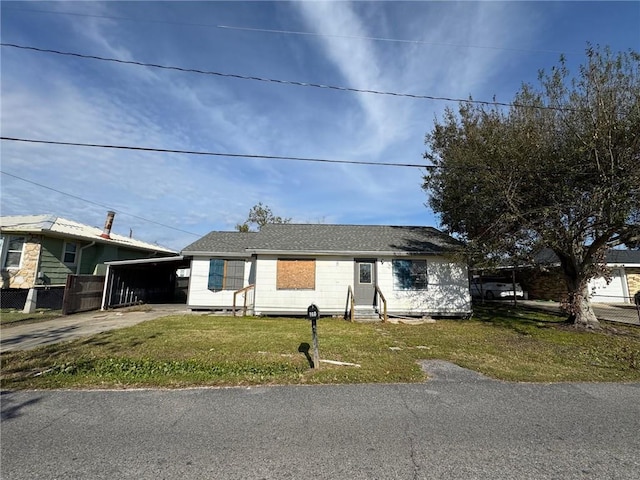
[516,300,640,325]
[0,304,196,353]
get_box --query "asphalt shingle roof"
[606,249,640,264]
[180,232,258,255]
[181,224,461,256]
[535,248,640,265]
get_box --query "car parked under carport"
[470,277,525,300]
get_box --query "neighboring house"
[181,224,471,318]
[588,250,640,303]
[523,249,640,303]
[0,213,176,290]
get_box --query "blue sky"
[1,1,638,251]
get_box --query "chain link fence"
[0,287,65,311]
[0,289,28,310]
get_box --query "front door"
[354,259,376,306]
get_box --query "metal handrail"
[374,285,388,323]
[345,285,355,322]
[233,284,255,317]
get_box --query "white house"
[588,250,640,303]
[531,249,640,304]
[181,224,471,318]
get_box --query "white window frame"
[62,241,78,266]
[392,259,428,291]
[1,235,26,270]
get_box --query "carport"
[101,256,191,309]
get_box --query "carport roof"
[104,256,189,267]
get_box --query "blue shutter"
[208,259,224,290]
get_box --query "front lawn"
[1,305,638,389]
[0,309,63,325]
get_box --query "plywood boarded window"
[277,259,316,290]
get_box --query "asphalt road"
[2,361,639,480]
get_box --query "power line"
[0,42,576,112]
[216,25,580,57]
[0,136,435,169]
[4,6,578,56]
[0,170,203,237]
[2,136,612,179]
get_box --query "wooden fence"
[62,275,105,315]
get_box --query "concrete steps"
[352,306,381,322]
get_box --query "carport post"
[101,265,111,310]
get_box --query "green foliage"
[41,358,306,382]
[423,46,640,326]
[235,202,291,232]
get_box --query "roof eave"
[247,249,448,256]
[1,228,174,254]
[105,255,185,266]
[181,251,252,258]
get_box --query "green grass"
[1,309,63,325]
[1,305,638,389]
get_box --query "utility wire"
[0,137,435,169]
[0,170,203,237]
[216,25,580,56]
[3,7,578,56]
[0,43,576,112]
[2,137,609,178]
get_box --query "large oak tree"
[423,46,639,328]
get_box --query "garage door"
[588,268,627,303]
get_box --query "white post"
[23,287,38,313]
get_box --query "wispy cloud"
[294,2,409,154]
[2,1,636,250]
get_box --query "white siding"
[253,255,471,316]
[189,254,471,316]
[187,257,253,309]
[377,257,471,315]
[254,255,353,315]
[588,268,628,303]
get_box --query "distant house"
[523,249,640,303]
[181,224,471,318]
[0,212,175,290]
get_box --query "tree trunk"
[564,279,601,330]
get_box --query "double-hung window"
[208,259,245,291]
[63,242,78,266]
[1,236,25,269]
[392,259,428,290]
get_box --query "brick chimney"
[100,211,116,239]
